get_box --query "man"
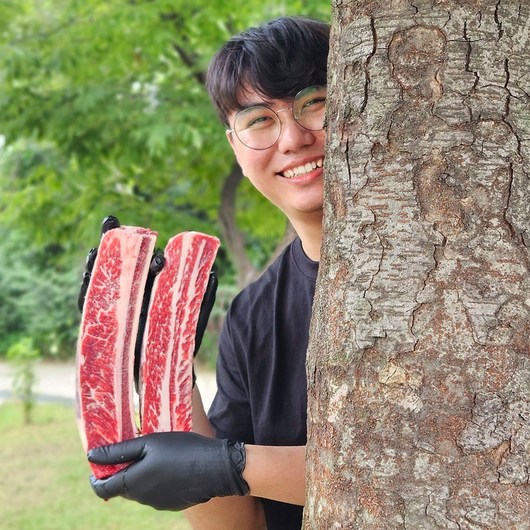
[88,16,329,530]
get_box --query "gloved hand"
[194,270,217,357]
[191,269,217,387]
[87,431,250,510]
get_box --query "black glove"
[194,270,218,357]
[191,269,217,387]
[87,431,250,511]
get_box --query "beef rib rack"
[140,232,220,434]
[76,225,219,479]
[76,226,157,478]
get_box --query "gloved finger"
[100,215,120,235]
[90,469,128,499]
[77,247,98,312]
[134,249,166,391]
[87,437,147,465]
[194,269,218,357]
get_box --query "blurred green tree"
[7,336,40,424]
[0,229,79,357]
[0,0,330,285]
[0,0,330,358]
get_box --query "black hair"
[206,16,330,126]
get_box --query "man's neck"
[290,213,323,262]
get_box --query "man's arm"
[192,386,306,502]
[243,444,306,505]
[184,443,305,530]
[87,387,304,526]
[186,386,266,529]
[185,386,305,530]
[184,496,267,530]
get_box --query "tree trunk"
[305,1,530,528]
[218,162,295,287]
[218,162,258,287]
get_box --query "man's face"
[226,87,325,224]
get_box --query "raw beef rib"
[140,232,220,434]
[76,226,157,479]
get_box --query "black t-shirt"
[208,237,318,530]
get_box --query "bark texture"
[305,1,530,528]
[218,162,295,287]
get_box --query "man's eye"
[245,114,275,129]
[301,97,326,112]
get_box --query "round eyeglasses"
[227,85,327,150]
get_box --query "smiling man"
[88,16,329,530]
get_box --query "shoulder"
[231,237,317,313]
[222,237,317,347]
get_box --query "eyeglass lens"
[233,85,326,150]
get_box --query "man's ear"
[226,131,243,168]
[226,130,236,149]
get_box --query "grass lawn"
[0,400,191,530]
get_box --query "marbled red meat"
[140,232,220,434]
[76,226,157,479]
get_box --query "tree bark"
[305,1,530,528]
[218,162,257,287]
[218,161,295,288]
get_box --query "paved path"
[0,360,217,410]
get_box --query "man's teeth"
[282,159,323,179]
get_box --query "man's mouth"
[280,158,323,179]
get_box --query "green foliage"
[236,178,291,267]
[0,229,80,358]
[7,337,40,423]
[0,0,330,255]
[0,0,330,359]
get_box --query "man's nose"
[276,114,315,153]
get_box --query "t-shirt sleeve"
[207,304,255,444]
